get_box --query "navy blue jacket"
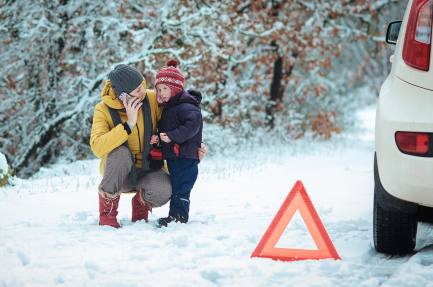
[160,90,203,161]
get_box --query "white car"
[375,0,433,254]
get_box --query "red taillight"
[396,132,429,154]
[403,0,433,71]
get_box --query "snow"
[1,102,433,286]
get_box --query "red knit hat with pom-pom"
[155,60,185,95]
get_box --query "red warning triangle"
[251,181,340,261]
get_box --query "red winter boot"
[132,190,152,223]
[98,186,121,228]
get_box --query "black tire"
[373,193,418,254]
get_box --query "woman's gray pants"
[100,146,172,207]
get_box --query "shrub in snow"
[0,152,12,187]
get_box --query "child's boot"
[132,189,152,223]
[98,185,121,228]
[155,214,187,228]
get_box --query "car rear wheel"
[373,193,418,254]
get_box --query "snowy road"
[1,105,433,287]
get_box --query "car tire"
[373,193,418,254]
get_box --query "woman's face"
[157,84,171,102]
[129,84,146,99]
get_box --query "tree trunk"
[267,41,284,128]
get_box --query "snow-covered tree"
[340,0,409,93]
[0,0,407,177]
[0,0,207,177]
[186,0,374,139]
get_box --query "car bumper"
[376,76,433,207]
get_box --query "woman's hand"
[160,133,171,143]
[198,143,207,161]
[124,96,142,126]
[150,135,159,144]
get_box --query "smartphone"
[118,92,133,104]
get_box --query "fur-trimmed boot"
[131,189,152,223]
[98,185,121,228]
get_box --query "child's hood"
[176,90,202,107]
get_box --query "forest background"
[0,0,407,178]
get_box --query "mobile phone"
[119,92,133,103]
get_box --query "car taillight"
[396,132,429,154]
[403,0,433,71]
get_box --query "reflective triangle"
[251,181,340,262]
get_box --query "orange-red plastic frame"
[251,180,340,261]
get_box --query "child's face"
[157,84,171,102]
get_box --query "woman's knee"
[108,145,131,159]
[140,170,172,207]
[105,145,132,166]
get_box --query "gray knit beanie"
[108,64,144,96]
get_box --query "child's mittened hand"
[160,133,171,143]
[150,135,159,144]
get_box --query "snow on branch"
[371,0,399,10]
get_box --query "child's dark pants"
[166,158,199,222]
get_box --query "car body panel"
[376,76,433,207]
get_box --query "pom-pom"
[166,60,178,68]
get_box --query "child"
[154,60,203,227]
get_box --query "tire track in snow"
[365,250,415,278]
[364,222,433,283]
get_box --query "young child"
[154,60,203,227]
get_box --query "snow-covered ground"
[1,103,433,287]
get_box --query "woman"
[90,64,206,228]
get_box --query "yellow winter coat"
[90,79,164,176]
